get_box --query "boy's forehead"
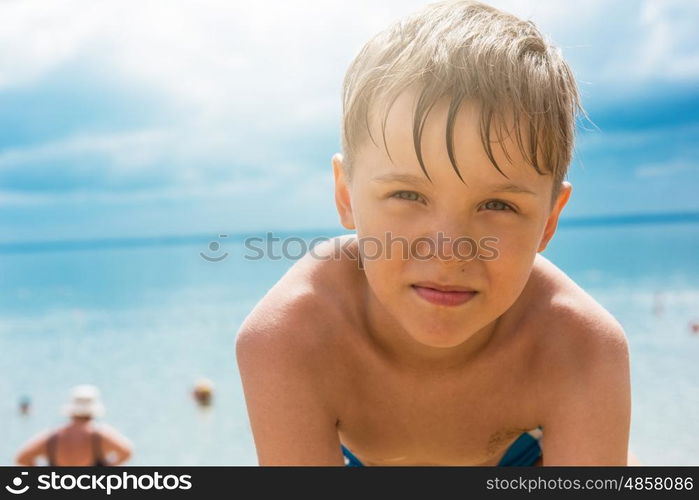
[360,86,547,190]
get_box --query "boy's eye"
[390,190,425,203]
[482,200,515,212]
[389,192,515,212]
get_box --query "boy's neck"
[360,277,500,373]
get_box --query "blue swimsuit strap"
[341,426,543,467]
[341,444,364,467]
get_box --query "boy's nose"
[421,226,479,263]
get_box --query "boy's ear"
[537,181,572,253]
[332,153,356,230]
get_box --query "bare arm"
[541,319,632,465]
[15,430,51,466]
[97,424,134,465]
[236,320,344,465]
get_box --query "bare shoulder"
[19,428,53,448]
[524,255,632,464]
[94,423,129,440]
[526,254,630,380]
[234,235,361,463]
[93,423,133,453]
[14,428,54,464]
[235,234,359,375]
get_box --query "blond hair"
[340,0,586,203]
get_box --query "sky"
[0,0,697,242]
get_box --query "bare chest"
[335,348,543,466]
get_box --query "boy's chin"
[404,323,478,349]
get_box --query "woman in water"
[15,384,133,466]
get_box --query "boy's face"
[333,88,571,349]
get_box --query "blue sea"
[1,222,698,465]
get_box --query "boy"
[236,0,638,466]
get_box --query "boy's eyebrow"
[371,173,432,187]
[489,182,538,196]
[371,173,537,195]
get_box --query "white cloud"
[636,0,699,80]
[0,0,696,218]
[635,160,696,178]
[0,178,273,206]
[0,0,101,88]
[0,129,169,170]
[0,141,311,206]
[0,0,424,128]
[3,0,695,127]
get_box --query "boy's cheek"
[484,255,537,306]
[479,233,538,275]
[484,230,540,261]
[363,266,404,309]
[363,255,403,281]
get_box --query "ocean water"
[1,223,698,465]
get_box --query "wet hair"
[340,0,587,204]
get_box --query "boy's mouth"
[411,282,477,307]
[412,281,476,292]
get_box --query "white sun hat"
[61,384,105,418]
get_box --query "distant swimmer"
[14,384,133,466]
[192,377,214,407]
[690,321,699,335]
[19,395,31,416]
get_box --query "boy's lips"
[411,283,478,307]
[411,281,476,292]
